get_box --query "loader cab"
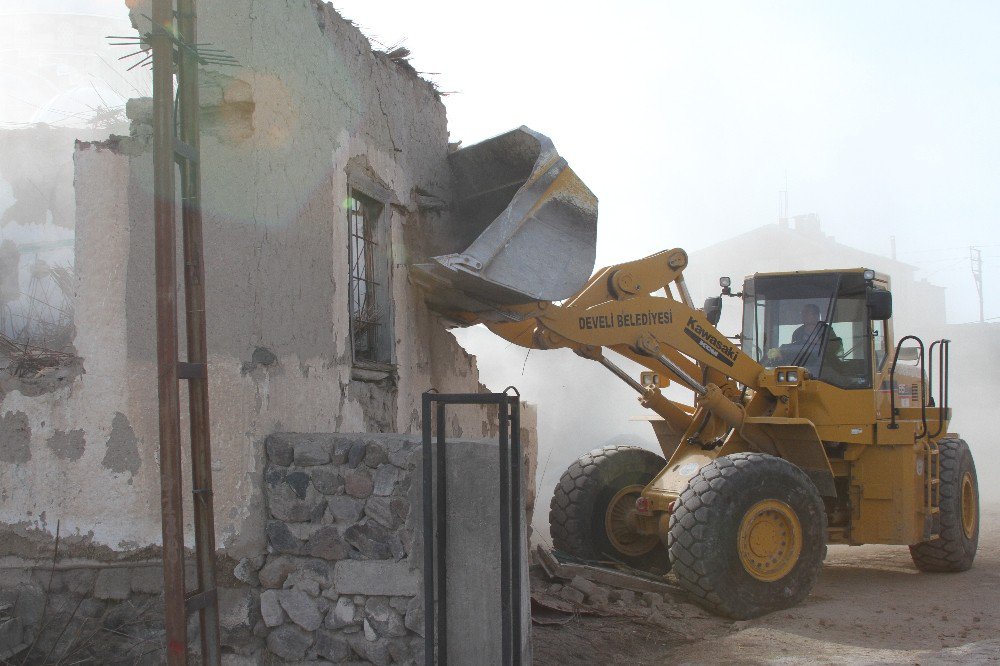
[741,269,892,389]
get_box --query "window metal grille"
[348,190,390,365]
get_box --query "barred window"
[347,189,392,367]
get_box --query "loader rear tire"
[909,438,978,572]
[549,445,668,572]
[667,452,827,619]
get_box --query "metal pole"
[421,395,434,666]
[509,397,522,665]
[435,402,448,666]
[175,0,221,662]
[499,399,511,666]
[151,0,187,661]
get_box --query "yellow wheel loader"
[415,127,979,619]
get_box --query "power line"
[971,247,984,323]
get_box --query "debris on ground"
[530,545,712,632]
[530,546,732,664]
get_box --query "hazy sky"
[337,0,999,324]
[5,1,996,320]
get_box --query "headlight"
[777,371,786,382]
[863,269,875,281]
[786,370,798,383]
[720,276,732,288]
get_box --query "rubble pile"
[530,547,708,636]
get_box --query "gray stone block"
[233,556,265,587]
[284,471,312,499]
[266,520,301,554]
[258,556,297,588]
[218,587,257,633]
[587,586,610,609]
[332,560,419,596]
[332,439,355,465]
[93,569,131,601]
[372,465,398,496]
[365,598,406,638]
[315,630,354,662]
[344,469,373,498]
[346,632,391,666]
[61,568,97,594]
[277,588,322,632]
[266,624,312,661]
[346,441,366,468]
[288,574,320,597]
[328,496,365,524]
[404,598,424,637]
[294,440,331,466]
[364,442,388,467]
[130,566,164,594]
[311,468,345,495]
[388,446,415,469]
[327,596,356,629]
[265,435,294,466]
[221,653,262,666]
[344,522,393,559]
[260,589,285,628]
[364,496,400,529]
[558,586,585,604]
[305,525,350,561]
[388,635,415,664]
[268,483,325,523]
[568,575,600,598]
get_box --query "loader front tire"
[549,445,668,572]
[668,452,827,619]
[909,438,978,572]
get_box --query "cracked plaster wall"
[0,0,536,561]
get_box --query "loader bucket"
[414,127,597,317]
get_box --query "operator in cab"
[792,304,828,345]
[767,303,842,375]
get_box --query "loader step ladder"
[146,0,234,661]
[923,440,941,540]
[888,335,951,541]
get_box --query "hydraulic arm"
[469,248,768,450]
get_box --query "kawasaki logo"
[683,317,738,367]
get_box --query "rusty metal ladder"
[149,0,226,662]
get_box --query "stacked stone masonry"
[250,432,427,664]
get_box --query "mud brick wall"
[245,432,426,664]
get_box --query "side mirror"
[867,288,892,320]
[703,296,723,326]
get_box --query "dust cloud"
[453,325,670,544]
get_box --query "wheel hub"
[737,499,802,582]
[961,471,977,539]
[605,484,659,557]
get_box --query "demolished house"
[0,1,539,662]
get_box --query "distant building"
[684,214,946,338]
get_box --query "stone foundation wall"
[0,560,258,663]
[247,432,426,664]
[1,428,532,664]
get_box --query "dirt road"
[534,504,1000,664]
[666,503,1000,664]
